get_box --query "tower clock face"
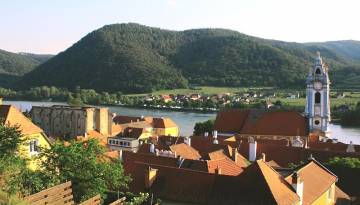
[314,82,322,90]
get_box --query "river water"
[4,100,360,145]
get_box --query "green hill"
[20,23,360,93]
[0,50,53,87]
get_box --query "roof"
[213,109,308,136]
[113,115,144,124]
[151,117,178,128]
[241,159,300,205]
[169,143,201,160]
[241,110,308,136]
[121,127,145,139]
[0,105,44,135]
[205,157,244,176]
[127,159,299,205]
[213,109,250,133]
[285,159,338,205]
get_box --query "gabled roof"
[121,127,145,139]
[239,159,300,205]
[285,159,337,205]
[151,117,178,128]
[169,143,201,160]
[0,105,44,135]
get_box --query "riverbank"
[3,99,218,114]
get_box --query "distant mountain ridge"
[0,50,53,87]
[6,23,360,92]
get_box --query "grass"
[126,86,274,97]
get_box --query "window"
[315,68,321,74]
[315,92,321,104]
[315,120,320,125]
[29,139,39,154]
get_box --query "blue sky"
[1,0,359,54]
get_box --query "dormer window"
[315,68,321,75]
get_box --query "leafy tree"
[38,139,131,203]
[193,119,214,136]
[0,123,25,156]
[325,157,360,168]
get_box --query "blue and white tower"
[305,52,331,137]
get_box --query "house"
[160,94,172,103]
[113,115,179,137]
[0,105,51,170]
[125,155,347,205]
[108,127,152,152]
[147,117,180,137]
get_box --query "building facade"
[305,52,331,137]
[30,105,112,139]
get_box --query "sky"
[1,0,359,54]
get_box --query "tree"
[0,123,25,156]
[325,157,360,168]
[38,139,131,203]
[193,119,214,136]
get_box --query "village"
[1,53,360,205]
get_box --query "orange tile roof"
[285,160,337,205]
[206,157,244,176]
[243,159,300,205]
[152,117,178,128]
[113,115,144,124]
[0,105,44,135]
[169,143,201,160]
[241,110,308,136]
[213,109,250,133]
[214,109,308,136]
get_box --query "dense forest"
[2,23,360,93]
[0,50,53,87]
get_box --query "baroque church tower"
[305,52,331,137]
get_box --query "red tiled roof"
[152,117,178,128]
[122,127,145,139]
[241,110,308,136]
[113,115,144,124]
[238,159,300,205]
[0,105,44,135]
[214,109,308,136]
[169,143,201,160]
[285,160,337,205]
[213,109,250,133]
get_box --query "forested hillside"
[18,23,360,93]
[0,50,53,87]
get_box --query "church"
[213,52,331,143]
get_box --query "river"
[4,100,360,145]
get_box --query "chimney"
[119,149,123,161]
[213,130,218,138]
[150,143,155,153]
[291,171,304,205]
[346,141,355,153]
[261,153,266,162]
[185,137,191,146]
[249,138,257,162]
[145,166,158,189]
[204,132,209,138]
[215,166,222,175]
[212,130,218,144]
[232,148,238,163]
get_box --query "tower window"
[315,120,320,125]
[315,92,321,104]
[315,68,321,74]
